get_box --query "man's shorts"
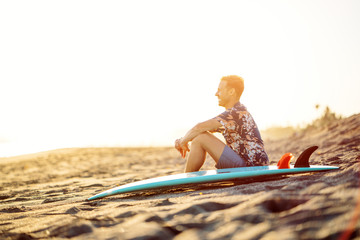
[216,145,247,169]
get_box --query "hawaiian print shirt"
[214,102,269,166]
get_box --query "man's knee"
[192,132,212,146]
[191,132,225,161]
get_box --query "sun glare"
[1,1,359,157]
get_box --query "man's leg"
[185,132,226,172]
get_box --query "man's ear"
[228,87,236,96]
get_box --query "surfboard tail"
[294,146,319,168]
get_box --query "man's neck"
[224,99,239,110]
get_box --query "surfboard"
[87,146,338,201]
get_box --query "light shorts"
[216,145,247,169]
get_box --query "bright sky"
[1,0,360,157]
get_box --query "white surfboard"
[88,146,338,200]
[87,164,338,200]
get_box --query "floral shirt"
[214,102,269,166]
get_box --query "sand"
[1,114,359,240]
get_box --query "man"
[175,75,269,172]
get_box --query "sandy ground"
[1,114,359,240]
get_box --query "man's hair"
[221,75,245,99]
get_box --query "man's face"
[215,80,230,107]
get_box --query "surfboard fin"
[277,153,294,169]
[294,146,319,168]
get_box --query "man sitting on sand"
[175,75,269,172]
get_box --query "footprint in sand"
[65,207,81,214]
[261,197,309,213]
[49,221,94,238]
[0,206,26,213]
[172,201,237,216]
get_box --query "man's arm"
[175,119,222,158]
[181,119,222,143]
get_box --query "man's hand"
[175,119,221,159]
[175,138,190,159]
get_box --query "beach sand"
[1,114,359,239]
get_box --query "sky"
[1,0,360,157]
